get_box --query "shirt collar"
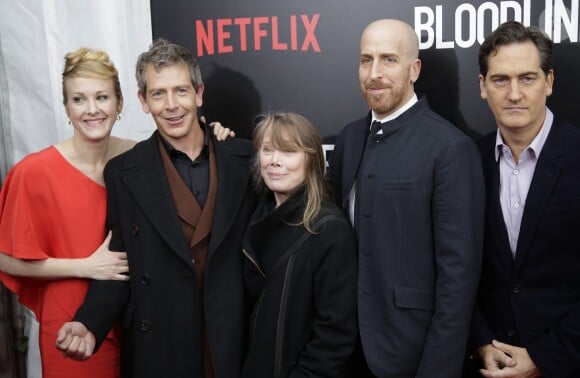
[159,124,209,158]
[494,107,554,162]
[372,93,418,127]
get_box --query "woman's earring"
[117,114,122,121]
[68,120,71,125]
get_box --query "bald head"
[361,19,419,60]
[358,18,421,118]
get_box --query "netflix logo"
[195,14,321,56]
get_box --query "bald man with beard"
[327,19,485,377]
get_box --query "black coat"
[74,131,256,378]
[241,189,358,378]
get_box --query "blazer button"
[131,225,140,237]
[512,287,520,294]
[140,274,151,285]
[139,320,151,331]
[507,329,516,337]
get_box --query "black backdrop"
[151,0,579,141]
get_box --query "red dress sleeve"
[0,147,107,317]
[0,155,51,314]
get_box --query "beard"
[366,91,392,115]
[362,86,406,117]
[361,69,412,117]
[363,79,409,118]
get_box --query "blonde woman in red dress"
[0,48,134,378]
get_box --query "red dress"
[0,146,120,378]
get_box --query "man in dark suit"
[55,39,255,377]
[468,21,580,378]
[327,19,485,377]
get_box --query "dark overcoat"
[75,130,255,378]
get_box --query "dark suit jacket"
[470,118,580,378]
[327,96,485,377]
[74,131,255,378]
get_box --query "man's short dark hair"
[479,21,553,77]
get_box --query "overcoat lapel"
[209,138,252,254]
[119,132,194,268]
[513,122,564,277]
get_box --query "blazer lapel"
[513,122,565,276]
[157,136,200,235]
[120,132,193,268]
[481,138,514,270]
[191,139,217,248]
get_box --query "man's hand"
[56,321,96,361]
[479,340,542,378]
[477,342,517,372]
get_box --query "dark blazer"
[327,96,485,377]
[74,131,255,378]
[470,118,580,378]
[241,190,357,378]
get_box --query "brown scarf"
[158,135,217,378]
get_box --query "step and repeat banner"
[151,0,579,143]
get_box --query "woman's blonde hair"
[62,48,122,106]
[253,112,327,233]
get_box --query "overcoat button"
[141,274,151,285]
[131,225,140,236]
[139,321,150,331]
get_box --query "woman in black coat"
[241,112,358,378]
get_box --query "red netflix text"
[195,14,321,56]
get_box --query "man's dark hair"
[479,21,553,77]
